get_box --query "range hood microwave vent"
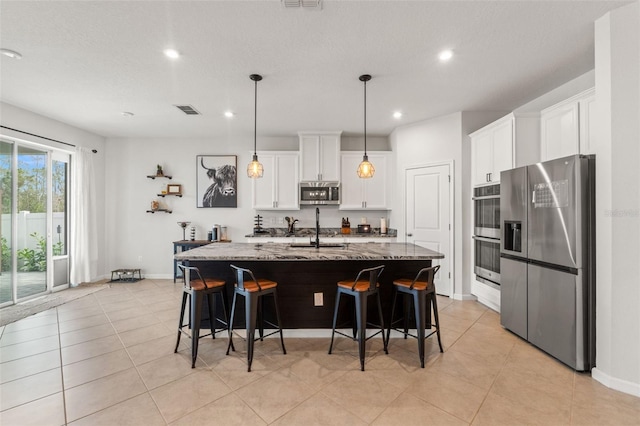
[174,105,201,115]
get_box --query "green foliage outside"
[12,232,63,272]
[1,236,11,272]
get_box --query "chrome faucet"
[315,207,320,248]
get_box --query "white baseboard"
[453,293,477,301]
[592,368,640,398]
[471,280,500,312]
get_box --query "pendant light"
[247,74,264,178]
[357,74,375,179]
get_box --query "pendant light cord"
[253,78,258,156]
[363,78,367,156]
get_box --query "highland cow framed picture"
[196,155,237,208]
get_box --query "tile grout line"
[55,305,69,426]
[466,310,516,425]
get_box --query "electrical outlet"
[314,292,323,306]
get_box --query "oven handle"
[472,235,500,244]
[472,195,501,201]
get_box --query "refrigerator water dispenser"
[504,221,522,252]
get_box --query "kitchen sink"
[289,243,346,249]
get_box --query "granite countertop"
[174,242,443,261]
[245,227,397,238]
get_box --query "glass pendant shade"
[357,154,375,178]
[247,74,264,179]
[358,74,375,179]
[357,156,375,177]
[247,154,264,178]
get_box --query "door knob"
[407,233,413,237]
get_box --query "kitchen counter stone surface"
[174,242,443,261]
[245,227,397,238]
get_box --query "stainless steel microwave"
[299,182,340,205]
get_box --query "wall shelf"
[147,174,172,180]
[146,209,172,214]
[157,193,182,198]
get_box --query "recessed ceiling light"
[393,111,403,119]
[0,48,23,59]
[163,49,180,59]
[121,111,134,117]
[438,49,453,62]
[224,111,235,118]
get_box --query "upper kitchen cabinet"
[540,88,595,161]
[471,112,539,186]
[299,131,341,182]
[251,152,299,210]
[340,152,391,210]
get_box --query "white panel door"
[405,164,451,296]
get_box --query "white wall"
[389,111,508,301]
[390,113,462,298]
[104,136,392,278]
[0,101,107,278]
[592,2,640,397]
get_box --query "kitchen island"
[175,242,444,328]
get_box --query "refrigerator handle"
[532,189,536,204]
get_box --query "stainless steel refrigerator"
[500,154,595,371]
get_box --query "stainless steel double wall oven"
[473,183,501,287]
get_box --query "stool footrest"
[388,326,438,341]
[230,328,283,342]
[332,328,385,342]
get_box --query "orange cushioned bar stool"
[328,265,388,371]
[386,265,443,368]
[175,264,233,368]
[227,264,286,372]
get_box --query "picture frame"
[196,155,237,208]
[167,184,182,195]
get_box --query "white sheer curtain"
[70,146,98,286]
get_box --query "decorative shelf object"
[146,208,172,214]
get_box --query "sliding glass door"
[0,138,70,307]
[16,145,48,299]
[0,141,13,305]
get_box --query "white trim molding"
[592,368,640,398]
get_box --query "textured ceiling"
[0,0,630,141]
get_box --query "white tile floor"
[1,279,639,425]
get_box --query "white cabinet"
[251,152,299,210]
[540,88,595,161]
[471,115,514,185]
[340,152,391,210]
[299,132,341,182]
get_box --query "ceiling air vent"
[174,105,201,115]
[282,0,322,9]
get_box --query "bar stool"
[175,264,232,368]
[387,265,443,368]
[328,265,387,371]
[227,264,286,372]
